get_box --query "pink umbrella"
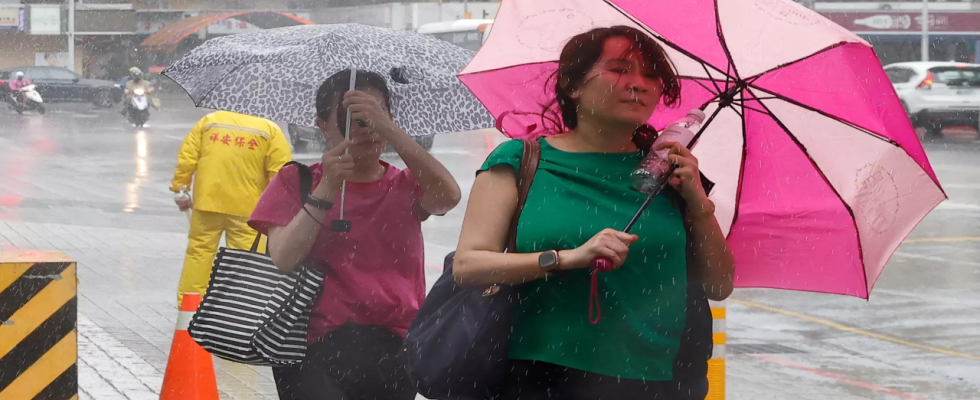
[459,0,946,298]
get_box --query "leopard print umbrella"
[164,23,494,137]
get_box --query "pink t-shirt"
[248,161,427,342]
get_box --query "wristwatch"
[538,250,561,271]
[304,194,334,210]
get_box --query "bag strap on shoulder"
[282,161,313,200]
[250,161,315,254]
[505,138,541,252]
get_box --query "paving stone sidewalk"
[1,219,877,400]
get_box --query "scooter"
[9,85,44,114]
[127,87,151,127]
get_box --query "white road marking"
[935,201,980,211]
[942,183,980,189]
[933,164,980,173]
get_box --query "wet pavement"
[1,96,978,399]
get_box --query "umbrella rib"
[698,90,727,112]
[700,64,725,94]
[729,105,744,118]
[678,75,728,84]
[194,62,247,109]
[713,0,741,79]
[163,67,207,108]
[753,98,871,298]
[729,101,766,115]
[739,96,778,101]
[602,0,735,81]
[681,76,721,95]
[744,42,849,82]
[745,86,900,147]
[729,100,749,229]
[724,61,733,92]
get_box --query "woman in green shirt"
[453,26,735,399]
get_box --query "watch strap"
[304,194,334,210]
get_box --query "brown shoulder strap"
[505,138,541,252]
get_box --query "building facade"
[815,1,980,65]
[1,0,974,80]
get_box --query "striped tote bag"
[187,161,324,366]
[187,242,324,365]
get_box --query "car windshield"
[885,68,915,84]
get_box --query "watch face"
[539,251,558,269]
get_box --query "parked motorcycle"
[127,87,151,127]
[9,84,45,114]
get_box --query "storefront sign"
[30,5,61,35]
[206,18,261,35]
[821,11,980,33]
[136,20,169,34]
[0,8,25,31]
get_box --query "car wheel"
[92,90,114,108]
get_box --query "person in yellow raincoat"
[170,110,292,304]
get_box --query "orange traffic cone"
[160,292,219,400]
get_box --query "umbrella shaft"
[624,103,724,232]
[623,167,672,233]
[687,100,723,149]
[338,70,358,220]
[624,191,656,233]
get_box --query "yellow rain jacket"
[170,111,292,218]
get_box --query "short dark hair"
[315,69,392,132]
[543,25,681,147]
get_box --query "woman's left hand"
[655,141,708,203]
[342,91,398,137]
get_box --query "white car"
[884,61,980,136]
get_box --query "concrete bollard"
[0,250,77,400]
[707,300,726,399]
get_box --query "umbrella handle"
[590,257,614,272]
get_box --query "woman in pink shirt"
[249,69,461,400]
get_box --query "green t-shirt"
[479,138,688,381]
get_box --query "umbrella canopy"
[459,0,945,298]
[164,23,494,136]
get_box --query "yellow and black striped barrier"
[0,251,77,400]
[706,300,726,399]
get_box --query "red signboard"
[821,11,980,33]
